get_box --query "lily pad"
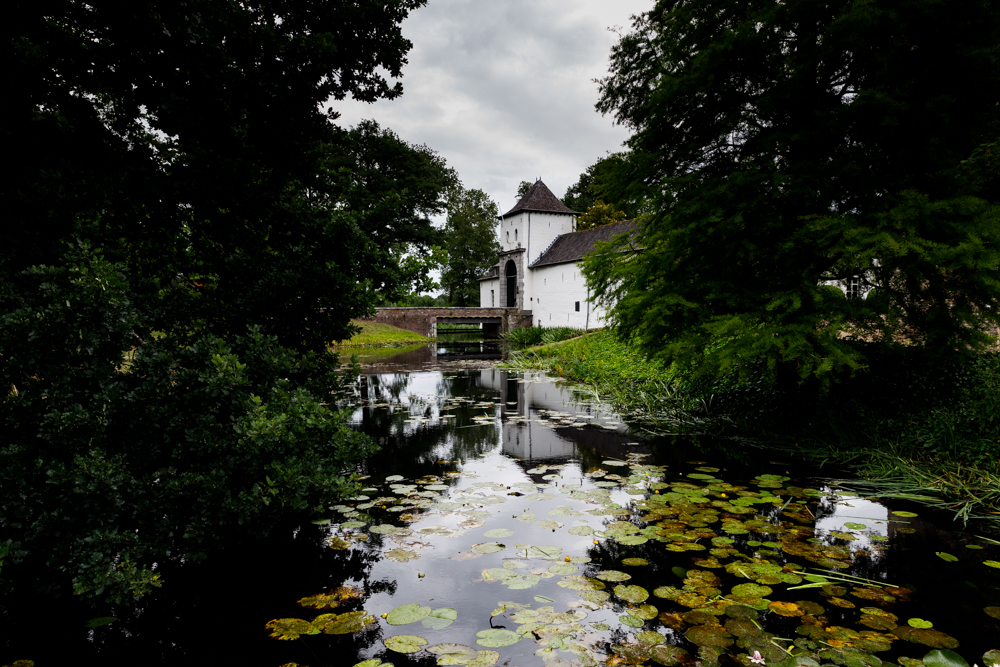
[984,607,1000,619]
[621,614,645,628]
[468,650,500,667]
[471,542,505,554]
[650,645,690,665]
[596,570,632,582]
[386,548,421,562]
[475,629,521,648]
[384,634,428,653]
[483,528,513,538]
[893,511,919,517]
[685,624,734,648]
[426,643,479,665]
[985,561,1000,569]
[386,603,431,625]
[265,617,316,640]
[317,610,375,634]
[622,558,649,566]
[843,522,867,530]
[983,650,1000,667]
[909,618,934,629]
[615,584,650,604]
[731,583,772,598]
[548,562,578,575]
[923,649,970,667]
[936,552,958,563]
[422,608,459,630]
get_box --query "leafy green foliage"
[577,201,628,231]
[440,187,501,306]
[591,0,1000,382]
[0,247,376,602]
[562,153,641,217]
[2,0,453,604]
[502,327,584,346]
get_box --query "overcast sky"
[330,0,650,216]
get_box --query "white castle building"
[478,180,634,329]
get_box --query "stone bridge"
[368,307,533,338]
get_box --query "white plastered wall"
[528,263,608,329]
[479,277,500,308]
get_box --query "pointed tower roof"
[501,180,579,219]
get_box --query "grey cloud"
[332,0,650,207]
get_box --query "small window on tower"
[575,301,580,312]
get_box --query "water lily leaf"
[731,583,772,598]
[327,536,351,550]
[909,619,934,629]
[685,624,734,648]
[422,608,459,630]
[984,607,1000,620]
[467,650,500,667]
[923,649,970,667]
[386,548,421,563]
[983,649,1000,667]
[84,616,117,628]
[568,525,594,536]
[615,584,650,604]
[386,603,432,625]
[843,522,867,530]
[298,585,364,609]
[893,511,919,518]
[638,630,666,645]
[353,660,392,667]
[475,629,521,647]
[620,614,645,628]
[769,601,804,617]
[426,643,479,665]
[471,542,505,554]
[936,553,958,563]
[317,611,375,635]
[577,589,611,604]
[623,557,649,566]
[504,574,541,590]
[985,561,1000,569]
[548,563,577,575]
[484,528,513,538]
[385,475,406,482]
[654,586,681,599]
[558,575,606,591]
[385,634,428,653]
[649,644,690,666]
[596,570,632,582]
[894,626,960,649]
[830,531,858,541]
[370,524,401,534]
[617,535,649,545]
[534,595,554,603]
[627,604,658,620]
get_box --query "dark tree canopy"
[1,0,449,602]
[441,187,501,306]
[588,0,1000,382]
[562,153,642,218]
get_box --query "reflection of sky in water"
[815,486,890,552]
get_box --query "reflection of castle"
[479,369,644,462]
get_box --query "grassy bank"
[333,320,430,347]
[506,330,1000,527]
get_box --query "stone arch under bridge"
[364,307,533,338]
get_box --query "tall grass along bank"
[505,330,1000,528]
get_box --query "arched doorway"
[505,260,517,307]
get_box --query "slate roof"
[500,180,579,219]
[529,220,637,268]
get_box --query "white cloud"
[330,0,650,212]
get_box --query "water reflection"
[7,365,1000,667]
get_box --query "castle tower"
[495,180,578,311]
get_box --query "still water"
[4,339,1000,667]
